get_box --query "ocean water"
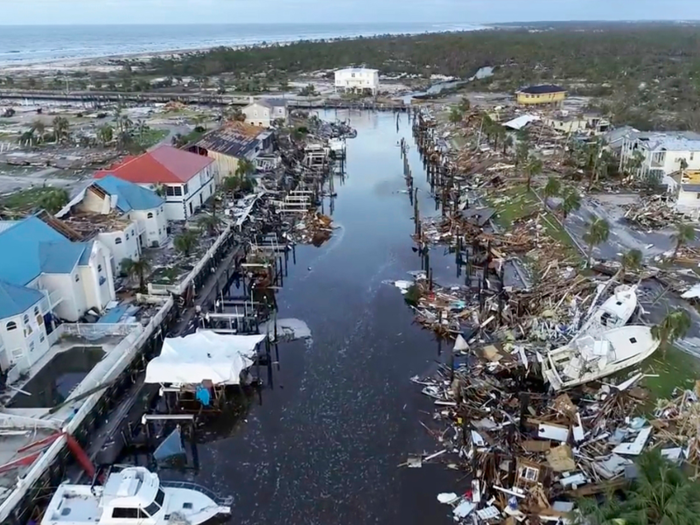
[0,23,483,66]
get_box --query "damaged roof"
[95,175,164,212]
[196,123,266,159]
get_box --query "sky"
[1,0,700,25]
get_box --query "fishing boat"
[41,466,231,525]
[542,325,659,391]
[577,284,638,339]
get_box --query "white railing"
[61,323,142,340]
[48,289,64,308]
[148,283,180,296]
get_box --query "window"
[115,237,122,245]
[6,321,17,331]
[519,466,539,482]
[147,212,154,218]
[160,206,163,213]
[183,184,189,194]
[166,186,175,196]
[691,152,695,161]
[23,314,29,324]
[126,233,129,240]
[158,228,161,234]
[75,274,80,282]
[156,209,159,216]
[173,186,183,196]
[29,342,34,352]
[33,306,39,316]
[111,508,140,519]
[40,334,45,342]
[97,264,102,272]
[37,315,43,325]
[132,229,135,236]
[630,337,638,344]
[143,488,165,517]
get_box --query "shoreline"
[0,24,488,73]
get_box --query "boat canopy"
[145,331,266,385]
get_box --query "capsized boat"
[542,325,659,391]
[41,466,231,525]
[576,284,638,339]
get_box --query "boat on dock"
[41,466,231,525]
[576,284,638,339]
[542,325,659,390]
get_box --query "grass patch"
[137,128,168,148]
[486,185,582,262]
[641,345,700,403]
[0,186,58,212]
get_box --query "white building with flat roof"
[334,67,379,94]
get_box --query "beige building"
[192,122,273,181]
[242,99,289,128]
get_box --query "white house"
[57,175,168,272]
[334,67,379,94]
[96,145,217,221]
[619,131,700,182]
[0,216,117,374]
[242,99,288,128]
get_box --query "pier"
[0,89,409,111]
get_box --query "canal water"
[170,111,463,524]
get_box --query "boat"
[576,284,638,339]
[41,466,231,525]
[542,325,659,391]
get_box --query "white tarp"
[503,114,540,130]
[145,331,266,385]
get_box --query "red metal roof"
[95,145,213,184]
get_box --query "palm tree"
[561,190,581,220]
[652,310,691,357]
[121,257,151,293]
[19,129,36,147]
[97,124,113,146]
[223,176,238,194]
[503,134,513,155]
[525,156,542,192]
[624,150,644,177]
[619,248,642,279]
[30,119,46,139]
[574,449,700,525]
[542,176,561,208]
[583,217,610,267]
[174,231,197,257]
[448,106,462,124]
[39,188,69,214]
[197,214,223,236]
[52,116,70,143]
[672,222,696,260]
[235,158,256,179]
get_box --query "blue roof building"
[94,175,165,213]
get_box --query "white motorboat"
[542,325,659,391]
[41,466,231,525]
[576,284,638,339]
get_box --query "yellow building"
[516,84,566,105]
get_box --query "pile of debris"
[290,211,335,246]
[392,266,599,342]
[622,195,678,230]
[412,350,699,523]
